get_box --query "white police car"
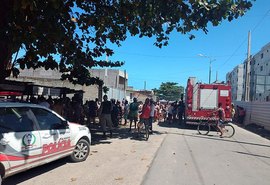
[0,102,91,183]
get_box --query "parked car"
[0,102,91,184]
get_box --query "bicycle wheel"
[197,121,210,135]
[222,123,235,138]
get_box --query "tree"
[0,0,253,85]
[153,82,184,101]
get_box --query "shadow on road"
[164,131,270,148]
[89,122,164,145]
[157,120,270,148]
[241,123,270,140]
[233,151,270,159]
[3,158,69,185]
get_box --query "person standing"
[128,97,139,132]
[172,102,178,122]
[99,95,113,138]
[38,96,50,109]
[116,100,123,126]
[149,99,155,133]
[231,103,235,122]
[238,107,246,124]
[167,103,174,124]
[216,102,225,137]
[123,100,129,125]
[177,100,185,124]
[111,99,119,127]
[88,100,98,124]
[139,98,151,131]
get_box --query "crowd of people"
[22,94,186,138]
[97,95,186,138]
[12,94,245,138]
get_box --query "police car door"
[0,107,41,175]
[31,107,71,163]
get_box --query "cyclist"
[138,98,151,131]
[215,102,225,137]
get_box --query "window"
[261,53,264,59]
[31,108,63,130]
[260,66,263,71]
[0,107,35,133]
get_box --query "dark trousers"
[149,116,154,131]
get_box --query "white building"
[226,64,244,101]
[89,69,128,100]
[249,42,270,101]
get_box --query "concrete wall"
[234,101,270,131]
[9,75,99,102]
[9,68,127,103]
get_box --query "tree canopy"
[0,0,253,85]
[153,82,184,101]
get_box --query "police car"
[0,102,91,183]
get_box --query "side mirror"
[62,120,69,129]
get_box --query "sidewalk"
[242,123,270,140]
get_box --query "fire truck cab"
[185,77,232,125]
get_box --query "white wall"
[234,101,270,131]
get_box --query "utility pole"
[198,54,216,84]
[245,31,251,101]
[144,81,146,90]
[124,69,126,99]
[209,60,211,84]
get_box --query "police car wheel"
[70,139,90,162]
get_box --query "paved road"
[3,122,270,185]
[143,123,270,185]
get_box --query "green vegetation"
[153,82,184,101]
[0,0,253,85]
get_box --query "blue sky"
[105,0,270,90]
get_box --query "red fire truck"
[184,77,232,125]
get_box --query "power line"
[114,51,243,59]
[217,8,270,69]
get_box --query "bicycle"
[197,114,235,138]
[137,120,150,141]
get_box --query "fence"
[234,101,270,130]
